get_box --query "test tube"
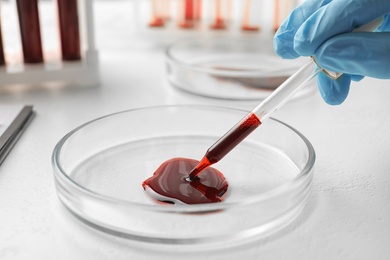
[162,0,170,21]
[178,0,202,29]
[16,0,43,64]
[209,0,227,30]
[194,0,202,21]
[241,0,260,32]
[57,0,81,61]
[273,0,296,32]
[149,0,166,27]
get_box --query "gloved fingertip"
[294,30,313,57]
[293,18,320,56]
[273,33,300,59]
[317,72,351,105]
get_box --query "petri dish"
[52,105,315,249]
[165,37,308,100]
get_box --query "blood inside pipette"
[188,112,261,179]
[142,113,261,205]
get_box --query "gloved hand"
[274,0,390,105]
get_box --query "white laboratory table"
[1,1,390,259]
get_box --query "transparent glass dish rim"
[165,37,299,78]
[52,105,315,213]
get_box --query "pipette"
[186,16,384,181]
[143,59,320,204]
[142,17,384,206]
[186,58,319,180]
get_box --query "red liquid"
[142,112,261,205]
[16,0,43,63]
[210,0,226,30]
[273,0,280,33]
[149,17,165,27]
[241,0,260,32]
[189,112,261,179]
[149,0,165,27]
[194,0,202,21]
[142,158,228,204]
[179,0,195,29]
[210,18,225,30]
[184,0,194,20]
[273,0,291,33]
[242,25,260,31]
[57,0,81,61]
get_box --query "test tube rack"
[133,0,299,39]
[0,0,99,90]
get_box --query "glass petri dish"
[52,105,315,249]
[165,37,308,100]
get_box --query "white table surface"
[1,1,390,259]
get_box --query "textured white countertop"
[1,1,389,259]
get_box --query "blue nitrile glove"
[274,0,390,105]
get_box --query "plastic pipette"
[186,58,319,180]
[187,17,384,181]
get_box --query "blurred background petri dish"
[165,37,308,100]
[52,105,315,249]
